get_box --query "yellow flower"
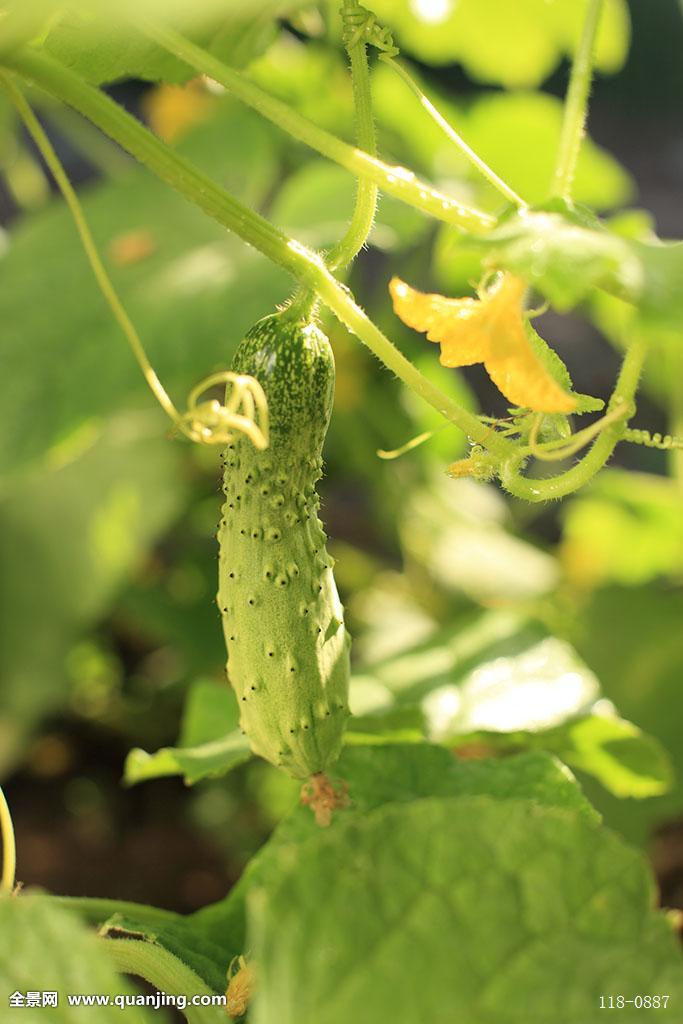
[390,273,576,414]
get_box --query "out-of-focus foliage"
[0,895,153,1021]
[1,2,683,1013]
[368,0,630,84]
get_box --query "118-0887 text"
[599,996,670,1010]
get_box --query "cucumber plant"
[1,1,683,1021]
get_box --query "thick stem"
[327,0,379,270]
[501,336,647,501]
[552,0,604,199]
[133,17,495,234]
[3,47,508,454]
[102,939,225,1024]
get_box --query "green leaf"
[0,894,151,1021]
[422,635,600,737]
[0,413,187,773]
[124,674,247,785]
[178,679,240,747]
[449,713,674,801]
[9,1,292,84]
[250,797,683,1024]
[191,744,597,956]
[0,103,287,481]
[373,74,631,212]
[399,474,560,603]
[367,0,630,84]
[573,585,683,843]
[561,470,683,586]
[471,208,683,327]
[547,713,674,799]
[125,730,251,786]
[271,160,429,252]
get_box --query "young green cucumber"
[217,310,350,779]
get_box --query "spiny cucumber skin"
[217,313,351,780]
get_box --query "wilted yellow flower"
[389,273,576,414]
[226,956,255,1019]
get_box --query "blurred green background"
[1,0,682,918]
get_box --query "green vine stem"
[4,46,512,457]
[0,785,16,895]
[552,0,604,199]
[102,939,225,1024]
[327,0,379,270]
[501,335,647,502]
[132,17,495,235]
[0,71,182,432]
[383,57,526,208]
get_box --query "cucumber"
[217,311,351,780]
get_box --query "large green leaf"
[250,796,683,1024]
[190,744,598,956]
[367,0,630,84]
[353,600,672,801]
[0,894,151,1021]
[447,714,673,801]
[469,207,683,327]
[0,413,187,772]
[2,1,295,83]
[0,102,287,481]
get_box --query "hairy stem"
[0,786,16,895]
[384,57,525,208]
[102,939,225,1024]
[552,0,604,199]
[132,17,495,234]
[4,47,509,455]
[326,0,379,269]
[501,336,647,501]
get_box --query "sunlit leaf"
[561,470,683,587]
[367,0,630,85]
[399,476,560,603]
[125,730,252,785]
[250,797,683,1024]
[471,207,683,328]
